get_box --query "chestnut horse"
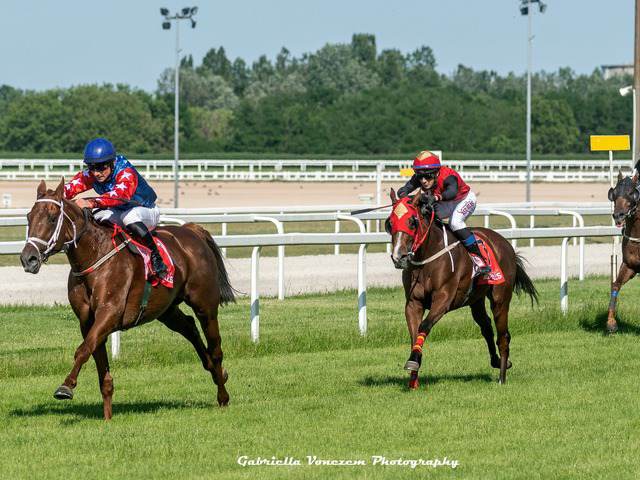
[386,190,538,388]
[20,179,235,419]
[607,170,640,333]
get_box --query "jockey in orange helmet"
[398,150,490,274]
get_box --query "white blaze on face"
[392,231,404,260]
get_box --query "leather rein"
[26,199,126,276]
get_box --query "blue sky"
[0,0,633,92]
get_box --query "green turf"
[1,276,639,479]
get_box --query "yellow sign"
[400,168,414,177]
[589,135,630,151]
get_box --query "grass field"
[1,276,640,479]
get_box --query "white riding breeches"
[434,191,477,232]
[93,206,160,230]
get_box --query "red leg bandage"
[412,332,427,353]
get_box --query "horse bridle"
[26,198,79,263]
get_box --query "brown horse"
[20,179,235,419]
[386,190,538,388]
[607,170,640,333]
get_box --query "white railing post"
[560,237,569,314]
[250,246,261,343]
[221,220,228,257]
[334,214,341,255]
[559,210,585,281]
[339,214,368,335]
[358,243,367,335]
[254,216,285,300]
[529,214,535,248]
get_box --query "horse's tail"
[184,223,236,305]
[514,253,538,306]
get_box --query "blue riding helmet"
[83,138,116,165]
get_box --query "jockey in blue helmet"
[64,138,168,277]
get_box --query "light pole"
[620,85,636,169]
[161,7,198,208]
[519,0,547,203]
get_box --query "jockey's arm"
[93,168,139,208]
[64,171,94,200]
[397,175,421,198]
[434,175,458,201]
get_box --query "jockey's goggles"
[87,161,113,172]
[416,170,438,180]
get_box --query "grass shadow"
[9,399,214,421]
[359,372,493,389]
[579,311,640,336]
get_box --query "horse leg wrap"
[412,332,427,354]
[404,333,427,372]
[608,290,618,310]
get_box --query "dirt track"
[0,180,612,209]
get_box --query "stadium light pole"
[519,0,547,203]
[161,7,198,208]
[620,85,636,168]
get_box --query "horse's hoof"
[53,385,74,400]
[404,360,420,372]
[606,322,618,334]
[218,393,230,407]
[408,372,420,390]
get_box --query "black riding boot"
[453,228,491,275]
[126,221,168,277]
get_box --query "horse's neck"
[627,213,640,239]
[418,221,449,261]
[64,206,115,272]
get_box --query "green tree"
[532,97,579,153]
[351,33,377,65]
[199,47,232,81]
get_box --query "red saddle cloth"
[473,233,505,285]
[111,226,175,288]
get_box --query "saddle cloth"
[472,233,505,285]
[111,226,175,288]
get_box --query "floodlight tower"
[160,7,198,208]
[519,0,547,203]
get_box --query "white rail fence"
[0,158,633,182]
[0,224,621,356]
[0,201,613,280]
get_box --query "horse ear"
[390,188,397,203]
[37,180,47,199]
[618,170,624,182]
[54,177,65,199]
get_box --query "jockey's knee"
[450,218,467,232]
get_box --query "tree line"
[0,34,632,155]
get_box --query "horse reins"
[26,199,78,262]
[26,198,127,276]
[408,209,444,266]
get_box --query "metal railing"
[0,158,632,182]
[2,224,621,356]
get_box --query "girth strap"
[133,281,152,326]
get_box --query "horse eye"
[408,217,417,230]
